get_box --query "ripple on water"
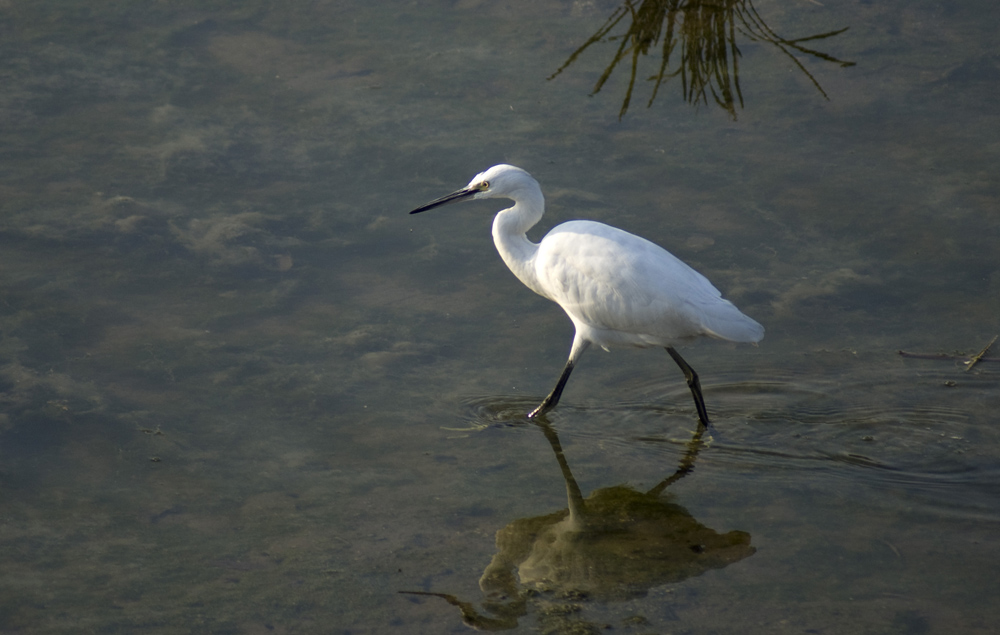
[455,395,538,429]
[450,364,999,524]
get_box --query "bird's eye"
[479,181,489,190]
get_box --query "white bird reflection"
[402,420,755,631]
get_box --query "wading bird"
[410,165,763,423]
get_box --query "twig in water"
[964,335,997,373]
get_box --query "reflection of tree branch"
[549,0,854,119]
[735,1,854,100]
[550,7,629,86]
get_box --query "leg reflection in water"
[401,419,754,631]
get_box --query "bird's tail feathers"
[699,307,765,343]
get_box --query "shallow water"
[1,0,998,633]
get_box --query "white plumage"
[411,164,763,423]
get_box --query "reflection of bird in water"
[410,165,763,423]
[401,420,755,631]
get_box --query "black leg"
[666,346,710,425]
[528,338,591,419]
[528,358,576,419]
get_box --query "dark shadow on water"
[550,0,855,119]
[401,418,755,631]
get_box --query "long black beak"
[409,187,478,214]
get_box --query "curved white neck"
[491,191,547,298]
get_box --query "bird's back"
[533,220,763,347]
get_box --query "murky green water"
[1,0,998,632]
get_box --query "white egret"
[410,165,763,423]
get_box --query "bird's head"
[409,164,540,214]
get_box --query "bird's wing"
[535,222,760,343]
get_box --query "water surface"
[1,0,998,633]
